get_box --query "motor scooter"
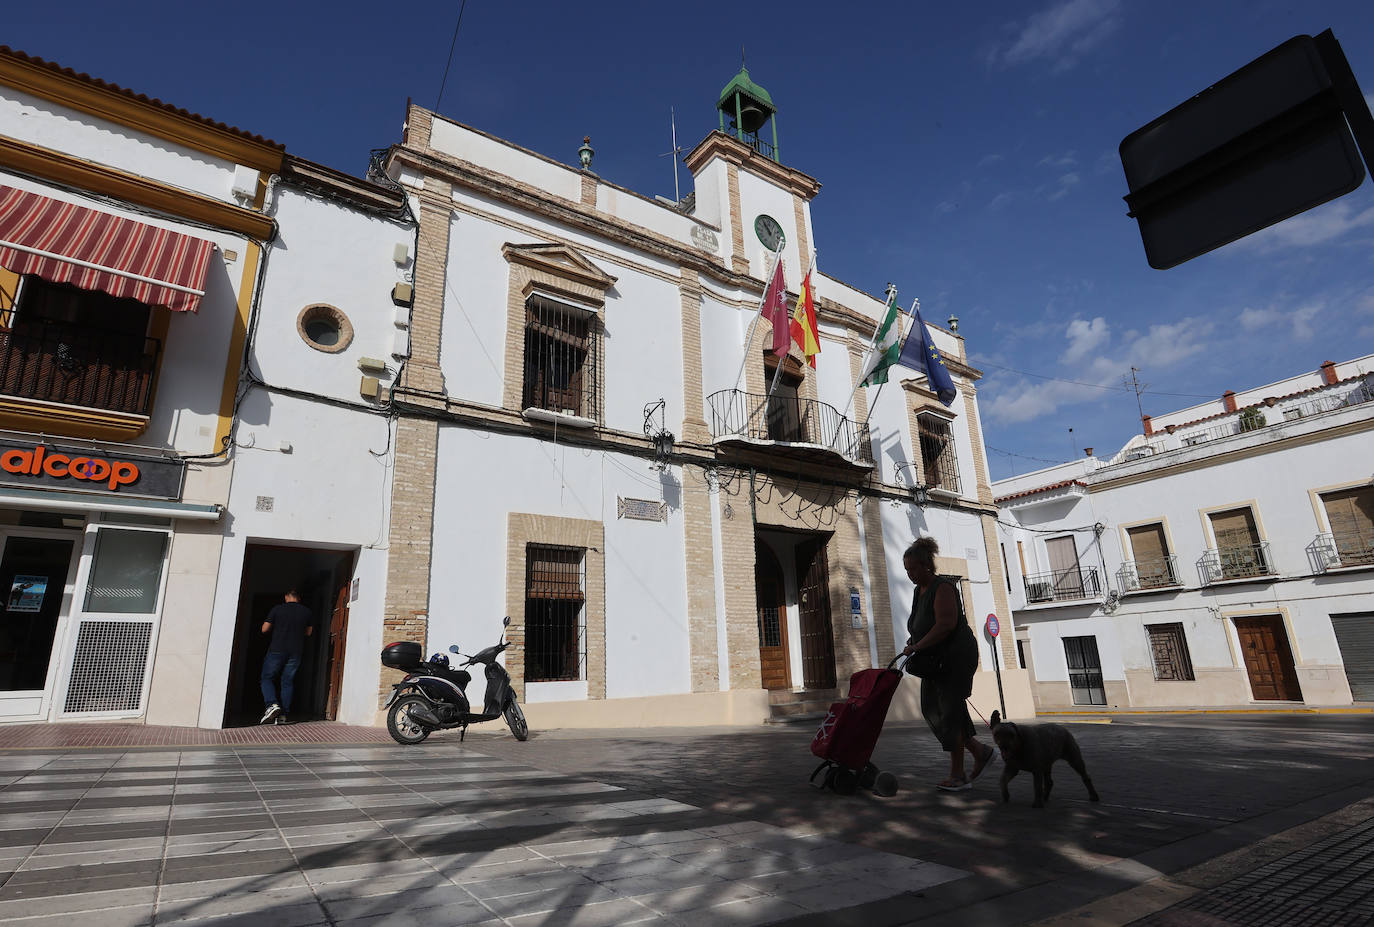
[381,617,528,744]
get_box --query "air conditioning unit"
[1026,582,1053,603]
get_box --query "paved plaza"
[0,712,1369,926]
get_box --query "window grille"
[1147,623,1196,681]
[758,604,783,648]
[1321,487,1374,567]
[522,296,598,418]
[63,620,153,713]
[917,414,960,492]
[524,544,585,682]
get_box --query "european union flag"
[897,307,957,406]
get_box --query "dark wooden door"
[325,580,351,720]
[754,544,790,690]
[1235,616,1302,701]
[796,539,836,690]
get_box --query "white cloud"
[1236,302,1323,342]
[1235,201,1374,252]
[983,314,1213,424]
[988,191,1016,211]
[977,153,1005,168]
[1038,152,1079,169]
[995,0,1123,70]
[1046,172,1080,201]
[1061,317,1109,363]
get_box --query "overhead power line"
[436,0,470,111]
[976,360,1214,400]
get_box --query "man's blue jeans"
[261,651,302,712]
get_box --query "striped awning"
[0,185,216,313]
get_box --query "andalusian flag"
[859,293,904,387]
[789,270,820,367]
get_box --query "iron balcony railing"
[1309,531,1374,572]
[1175,379,1374,448]
[1023,567,1101,604]
[0,317,160,416]
[1117,555,1181,592]
[706,389,874,465]
[1198,541,1275,584]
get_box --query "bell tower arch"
[717,64,779,162]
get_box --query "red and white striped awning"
[0,185,216,313]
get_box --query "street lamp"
[643,399,675,470]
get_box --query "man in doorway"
[260,589,312,724]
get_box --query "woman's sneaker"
[274,714,291,725]
[259,704,281,724]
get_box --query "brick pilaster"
[726,163,750,275]
[683,464,720,692]
[379,415,438,703]
[401,178,452,398]
[679,268,710,444]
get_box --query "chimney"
[1142,414,1153,436]
[1223,391,1237,413]
[1319,360,1338,385]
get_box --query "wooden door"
[1235,616,1302,701]
[754,544,790,690]
[1046,536,1084,598]
[796,539,836,690]
[324,579,351,720]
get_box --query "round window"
[296,304,354,354]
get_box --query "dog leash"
[966,699,992,730]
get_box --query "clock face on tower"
[754,214,785,251]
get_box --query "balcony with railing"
[0,317,160,418]
[1022,567,1101,605]
[1309,530,1374,573]
[706,389,874,467]
[1117,555,1181,592]
[1198,541,1275,585]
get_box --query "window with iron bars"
[917,414,960,493]
[524,544,586,683]
[522,295,599,419]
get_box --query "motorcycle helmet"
[429,653,449,670]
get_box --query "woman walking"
[901,537,996,791]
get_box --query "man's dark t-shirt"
[265,602,312,655]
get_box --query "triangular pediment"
[502,242,616,292]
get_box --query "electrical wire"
[435,0,470,111]
[976,359,1214,400]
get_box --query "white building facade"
[376,69,1033,728]
[0,48,280,725]
[996,357,1374,711]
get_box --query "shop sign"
[0,438,186,500]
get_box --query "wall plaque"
[618,497,667,522]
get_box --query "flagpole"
[838,282,897,422]
[731,243,784,396]
[863,298,918,414]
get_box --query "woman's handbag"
[903,646,945,678]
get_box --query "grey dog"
[989,710,1100,808]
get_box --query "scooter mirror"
[448,645,460,653]
[503,616,511,627]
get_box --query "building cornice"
[0,46,284,171]
[0,135,276,240]
[390,146,761,294]
[682,131,822,200]
[281,156,406,216]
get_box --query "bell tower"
[717,64,779,162]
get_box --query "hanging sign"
[7,575,48,613]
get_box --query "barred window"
[1147,623,1196,681]
[524,544,585,682]
[1321,486,1374,567]
[917,414,960,493]
[522,295,598,419]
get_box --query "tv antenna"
[659,107,686,203]
[1123,367,1149,423]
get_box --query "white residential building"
[995,356,1374,711]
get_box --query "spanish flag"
[789,270,821,367]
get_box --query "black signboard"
[0,438,186,500]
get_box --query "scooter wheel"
[387,695,432,745]
[503,698,529,741]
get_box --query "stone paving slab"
[0,743,964,926]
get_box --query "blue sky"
[8,1,1373,479]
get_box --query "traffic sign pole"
[986,614,1006,719]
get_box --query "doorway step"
[764,686,839,724]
